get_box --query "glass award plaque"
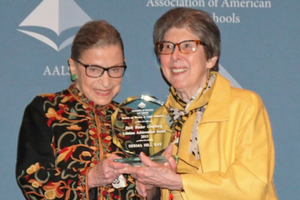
[111,95,176,166]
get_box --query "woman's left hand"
[126,145,183,191]
[87,154,128,188]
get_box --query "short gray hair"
[153,7,221,71]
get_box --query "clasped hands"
[124,145,182,198]
[87,145,181,198]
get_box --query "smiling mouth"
[95,89,110,94]
[172,68,187,73]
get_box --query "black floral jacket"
[16,84,144,200]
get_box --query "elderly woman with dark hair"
[126,7,278,200]
[16,20,144,200]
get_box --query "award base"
[114,155,178,166]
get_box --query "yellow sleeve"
[179,96,277,200]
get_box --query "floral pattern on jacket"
[16,84,143,200]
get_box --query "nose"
[97,71,111,87]
[171,44,181,61]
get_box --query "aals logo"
[17,0,92,51]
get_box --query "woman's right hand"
[128,145,182,191]
[87,154,128,188]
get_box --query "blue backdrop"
[1,1,299,199]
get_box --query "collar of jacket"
[200,72,230,124]
[166,72,230,124]
[166,72,231,171]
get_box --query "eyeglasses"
[75,60,127,78]
[156,40,206,55]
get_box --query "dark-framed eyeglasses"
[75,60,127,78]
[156,40,206,55]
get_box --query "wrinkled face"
[159,27,217,101]
[69,45,124,106]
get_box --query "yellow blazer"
[152,72,278,200]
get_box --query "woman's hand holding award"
[111,95,176,166]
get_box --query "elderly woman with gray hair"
[16,20,145,200]
[126,7,278,200]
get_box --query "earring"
[71,74,77,81]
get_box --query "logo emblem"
[17,0,92,51]
[138,102,147,109]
